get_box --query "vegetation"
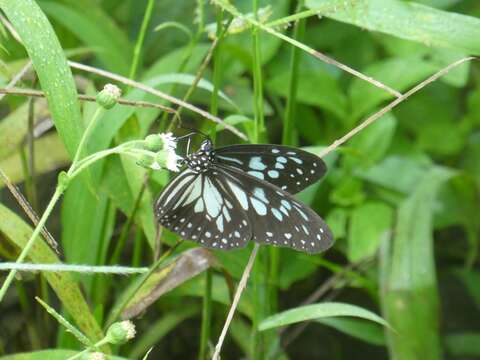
[0,0,479,359]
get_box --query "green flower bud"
[136,153,156,169]
[105,320,136,345]
[96,84,121,109]
[144,134,164,152]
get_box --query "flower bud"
[96,84,121,109]
[144,134,164,152]
[105,320,136,345]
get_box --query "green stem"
[282,0,305,146]
[129,0,155,81]
[69,107,104,169]
[0,185,63,302]
[66,337,110,360]
[251,0,264,143]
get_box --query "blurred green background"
[0,0,479,359]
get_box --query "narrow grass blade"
[259,302,391,331]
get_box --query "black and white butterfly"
[154,138,333,253]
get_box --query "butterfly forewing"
[155,169,252,250]
[214,144,327,194]
[213,164,333,253]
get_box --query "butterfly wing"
[214,163,333,253]
[213,144,327,194]
[155,169,252,250]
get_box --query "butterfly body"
[155,140,333,254]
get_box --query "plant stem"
[0,185,63,302]
[66,337,111,360]
[70,107,104,169]
[251,0,264,143]
[282,0,305,147]
[129,0,155,81]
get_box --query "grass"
[0,0,480,359]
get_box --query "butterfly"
[154,137,333,253]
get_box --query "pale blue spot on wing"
[228,180,249,210]
[248,171,264,180]
[289,157,303,164]
[268,170,279,178]
[252,198,267,215]
[277,156,287,164]
[253,188,269,204]
[194,199,204,213]
[281,199,292,210]
[216,216,224,232]
[217,155,243,165]
[272,208,283,221]
[249,156,267,170]
[204,178,221,217]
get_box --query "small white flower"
[159,132,177,151]
[89,352,105,360]
[165,149,182,172]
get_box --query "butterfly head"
[185,139,214,173]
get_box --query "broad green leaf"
[0,350,126,360]
[316,317,386,346]
[259,302,391,331]
[349,56,437,119]
[307,0,480,55]
[348,202,393,262]
[355,156,431,194]
[384,166,454,359]
[39,0,131,74]
[0,0,83,158]
[267,59,347,119]
[0,203,104,343]
[345,113,397,167]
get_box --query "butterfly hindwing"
[214,164,333,253]
[213,144,327,194]
[155,169,252,250]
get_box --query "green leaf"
[0,0,83,158]
[0,350,126,360]
[348,202,393,262]
[384,166,454,359]
[39,0,132,74]
[316,317,386,346]
[349,56,437,119]
[346,113,397,167]
[307,0,480,55]
[259,302,391,331]
[0,203,104,343]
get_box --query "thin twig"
[318,56,477,158]
[0,87,176,113]
[0,61,32,101]
[0,167,59,253]
[0,263,148,274]
[212,243,260,360]
[67,61,248,140]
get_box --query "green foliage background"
[0,0,479,359]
